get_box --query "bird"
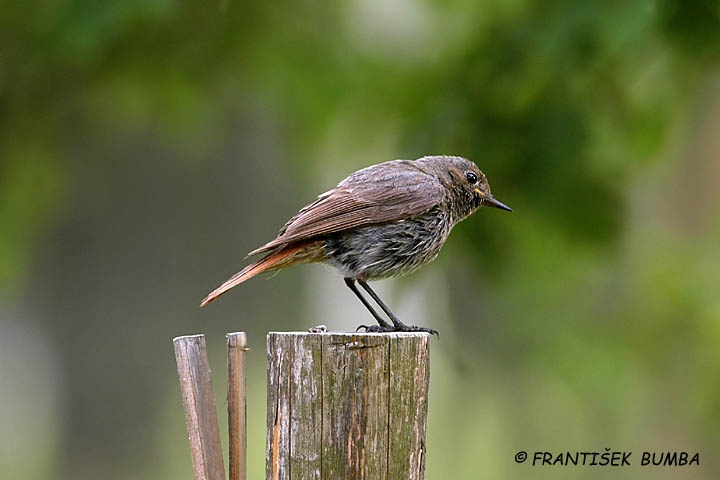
[201,155,511,334]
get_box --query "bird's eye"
[465,171,478,184]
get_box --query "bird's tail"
[200,241,319,307]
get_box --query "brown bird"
[201,155,511,334]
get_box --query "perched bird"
[201,155,511,334]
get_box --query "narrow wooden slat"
[174,334,226,480]
[227,332,248,480]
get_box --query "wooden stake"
[174,334,226,480]
[227,332,248,480]
[266,332,431,480]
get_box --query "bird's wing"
[249,160,445,255]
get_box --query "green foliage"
[0,143,65,290]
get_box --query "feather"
[248,160,445,255]
[200,241,321,306]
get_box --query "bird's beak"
[474,188,512,212]
[484,196,512,212]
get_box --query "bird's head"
[419,156,512,220]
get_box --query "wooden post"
[266,332,431,480]
[227,332,249,480]
[174,334,226,480]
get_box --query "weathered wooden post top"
[267,331,431,480]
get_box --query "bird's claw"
[356,323,439,337]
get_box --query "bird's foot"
[356,323,438,337]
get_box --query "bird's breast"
[322,207,452,280]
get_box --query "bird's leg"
[344,278,392,330]
[357,280,438,336]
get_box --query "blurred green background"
[1,0,719,478]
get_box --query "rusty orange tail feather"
[200,241,321,307]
